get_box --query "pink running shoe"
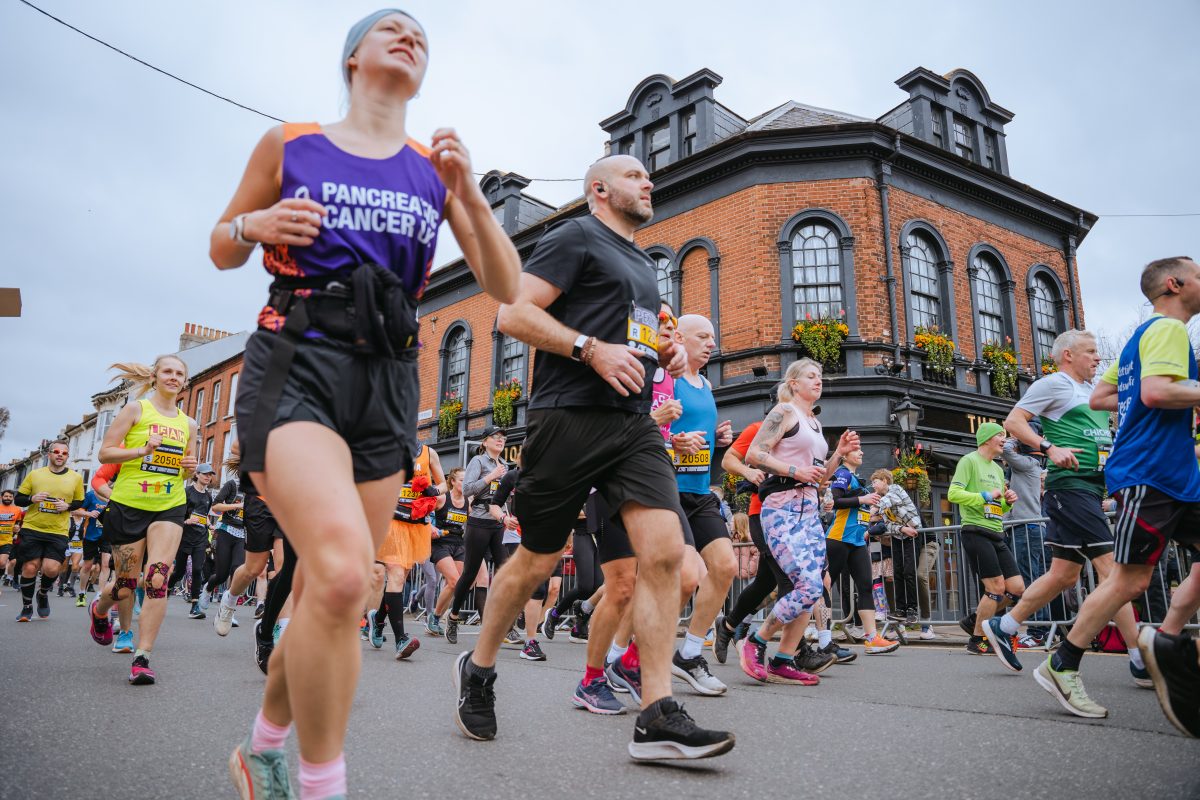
[738,636,768,683]
[129,655,156,685]
[766,660,820,686]
[89,599,113,646]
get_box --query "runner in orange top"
[0,489,24,595]
[366,443,445,659]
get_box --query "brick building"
[415,66,1096,526]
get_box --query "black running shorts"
[679,491,730,553]
[1042,488,1114,563]
[960,525,1020,580]
[514,408,685,555]
[104,501,187,547]
[0,544,11,557]
[236,331,418,484]
[244,494,282,554]
[81,538,110,561]
[1112,485,1200,566]
[431,533,465,564]
[16,530,67,563]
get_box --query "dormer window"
[952,116,974,160]
[931,113,944,147]
[984,132,997,169]
[647,123,670,171]
[683,112,697,157]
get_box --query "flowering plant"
[438,391,462,439]
[892,445,932,504]
[1040,355,1058,376]
[791,310,850,369]
[981,338,1018,398]
[913,325,955,376]
[491,378,522,428]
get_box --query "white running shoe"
[214,593,237,637]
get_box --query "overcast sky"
[2,0,1197,460]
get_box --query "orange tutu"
[376,519,433,568]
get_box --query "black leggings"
[205,529,245,594]
[554,530,603,615]
[450,518,507,617]
[826,538,872,618]
[726,514,791,626]
[169,536,208,600]
[890,534,921,615]
[259,536,295,636]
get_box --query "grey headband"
[342,8,419,87]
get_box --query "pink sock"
[250,710,291,754]
[299,754,347,800]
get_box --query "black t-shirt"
[213,479,245,529]
[185,485,213,531]
[435,495,469,538]
[524,216,661,413]
[492,467,521,514]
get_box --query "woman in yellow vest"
[88,355,198,686]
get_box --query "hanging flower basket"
[914,325,955,376]
[438,392,462,439]
[791,310,849,370]
[982,338,1018,398]
[491,379,522,429]
[892,445,932,504]
[1040,356,1058,376]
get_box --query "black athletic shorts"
[104,500,187,547]
[82,538,110,561]
[679,492,730,552]
[514,408,685,555]
[960,525,1020,581]
[431,533,465,564]
[1042,488,1114,563]
[1112,485,1200,566]
[244,494,281,554]
[17,530,68,563]
[591,491,693,563]
[0,544,11,557]
[236,331,418,484]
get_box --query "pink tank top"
[763,402,826,507]
[651,368,674,441]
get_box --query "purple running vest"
[259,123,447,331]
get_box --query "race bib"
[446,510,468,525]
[983,502,1003,521]
[37,500,60,514]
[141,444,184,475]
[857,508,872,526]
[186,513,208,527]
[0,520,13,534]
[1096,446,1111,471]
[399,486,420,500]
[672,448,711,473]
[626,302,659,359]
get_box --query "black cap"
[479,426,507,441]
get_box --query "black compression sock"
[1051,638,1086,672]
[383,592,405,639]
[20,576,36,603]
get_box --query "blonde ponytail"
[109,354,188,398]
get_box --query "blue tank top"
[1105,317,1200,501]
[670,374,717,495]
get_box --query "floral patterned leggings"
[761,495,827,624]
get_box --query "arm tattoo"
[749,407,789,474]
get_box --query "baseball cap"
[195,463,215,474]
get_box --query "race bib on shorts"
[626,303,659,359]
[141,444,184,475]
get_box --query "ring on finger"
[290,212,299,223]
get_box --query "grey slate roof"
[745,101,870,132]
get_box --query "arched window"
[791,222,843,320]
[972,253,1006,346]
[906,232,942,330]
[654,254,674,309]
[1030,274,1064,362]
[498,334,524,386]
[441,326,469,401]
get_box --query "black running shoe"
[628,698,735,761]
[959,612,977,636]
[982,618,1022,672]
[35,591,50,619]
[445,615,459,645]
[966,635,990,655]
[453,651,497,741]
[794,642,836,674]
[820,640,857,664]
[1139,627,1200,738]
[569,600,591,642]
[712,614,734,665]
[254,621,273,676]
[542,607,559,641]
[520,639,547,661]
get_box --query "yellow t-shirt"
[1102,314,1191,384]
[16,467,85,537]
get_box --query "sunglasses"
[658,310,677,327]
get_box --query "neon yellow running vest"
[110,399,190,511]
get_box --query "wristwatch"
[570,333,589,362]
[1039,439,1053,452]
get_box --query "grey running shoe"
[671,650,727,695]
[229,735,295,799]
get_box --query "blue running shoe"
[1130,659,1154,689]
[366,610,385,649]
[572,676,627,715]
[228,734,294,800]
[111,629,134,654]
[982,617,1022,672]
[605,658,642,705]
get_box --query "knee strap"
[1005,591,1022,603]
[144,562,171,599]
[985,591,1005,603]
[110,576,137,602]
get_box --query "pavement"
[0,591,1196,800]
